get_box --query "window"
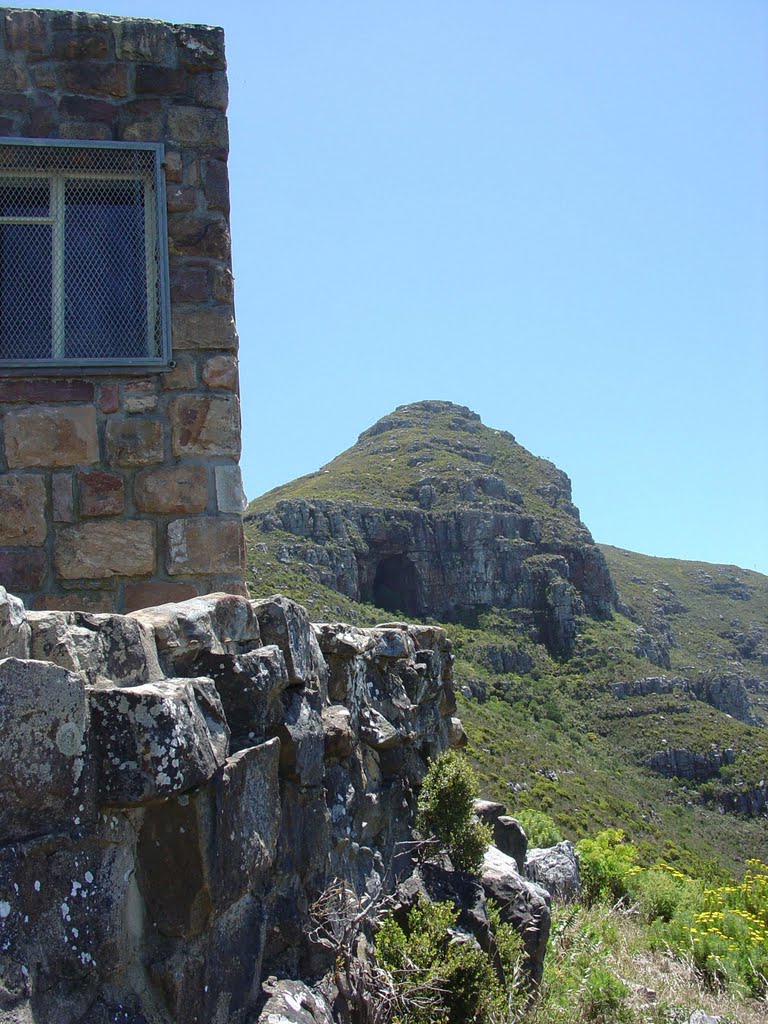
[0,139,171,371]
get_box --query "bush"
[376,897,522,1024]
[577,829,640,906]
[416,752,492,873]
[514,809,563,848]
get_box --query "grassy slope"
[244,404,767,876]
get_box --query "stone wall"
[0,585,462,1023]
[0,8,245,612]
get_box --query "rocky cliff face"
[0,586,462,1024]
[248,402,617,656]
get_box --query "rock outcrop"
[0,586,461,1024]
[247,402,617,656]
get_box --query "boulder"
[27,610,162,687]
[473,799,506,825]
[322,705,354,760]
[253,596,327,693]
[88,678,229,805]
[494,816,528,872]
[525,841,581,902]
[129,593,261,673]
[480,845,551,986]
[256,979,334,1024]
[0,587,30,658]
[0,658,91,842]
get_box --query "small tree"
[416,751,492,873]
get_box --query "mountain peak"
[359,400,485,441]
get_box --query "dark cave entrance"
[372,555,420,616]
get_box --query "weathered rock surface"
[646,746,735,781]
[525,841,581,902]
[480,845,551,986]
[0,590,459,1024]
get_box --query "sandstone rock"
[481,845,551,986]
[87,678,229,805]
[215,464,247,513]
[525,841,581,902]
[170,305,237,351]
[0,474,46,545]
[52,471,75,522]
[0,587,30,658]
[27,609,162,688]
[202,353,238,390]
[104,417,164,466]
[0,658,90,841]
[256,980,334,1024]
[3,406,98,469]
[494,816,528,872]
[130,593,261,673]
[78,471,125,517]
[123,581,199,612]
[134,465,209,515]
[54,520,156,579]
[169,395,241,458]
[166,517,245,575]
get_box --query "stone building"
[0,7,246,612]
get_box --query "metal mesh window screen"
[0,141,170,367]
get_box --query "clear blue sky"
[18,2,768,573]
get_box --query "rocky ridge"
[0,585,553,1024]
[247,402,617,656]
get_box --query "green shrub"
[577,829,640,905]
[514,809,563,848]
[416,752,492,873]
[376,897,513,1024]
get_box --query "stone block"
[105,417,164,466]
[168,215,230,260]
[166,184,197,214]
[55,520,155,580]
[0,549,47,591]
[31,63,57,89]
[0,378,94,404]
[0,586,30,658]
[164,149,183,181]
[134,465,208,515]
[167,518,244,576]
[202,353,238,390]
[167,106,228,150]
[53,29,109,59]
[98,383,119,414]
[135,64,186,94]
[161,358,196,390]
[202,158,229,211]
[51,468,75,524]
[113,18,173,62]
[32,592,115,613]
[169,395,240,458]
[78,471,125,517]
[174,25,226,72]
[170,267,208,301]
[0,658,89,841]
[123,379,158,414]
[212,266,234,303]
[58,119,113,141]
[3,406,98,468]
[215,464,246,513]
[171,304,237,350]
[123,581,198,613]
[4,10,47,53]
[58,94,116,123]
[61,62,129,97]
[0,474,46,545]
[190,71,228,112]
[0,59,28,91]
[88,678,228,805]
[120,116,164,142]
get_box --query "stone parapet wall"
[0,8,245,611]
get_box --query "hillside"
[244,401,768,875]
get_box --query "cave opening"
[372,555,420,616]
